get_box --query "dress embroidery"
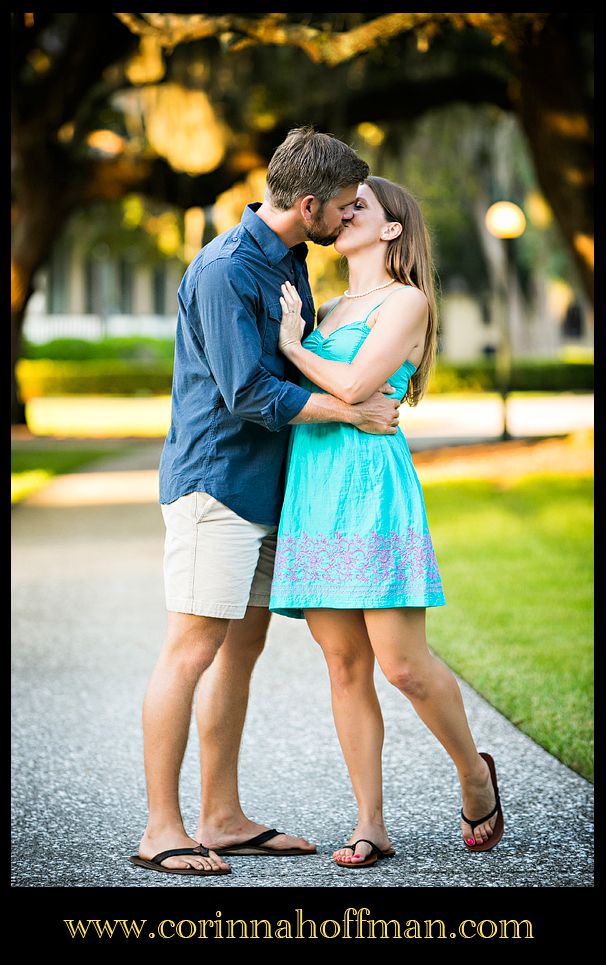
[273,528,443,596]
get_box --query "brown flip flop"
[213,829,316,856]
[334,838,396,869]
[461,751,505,852]
[129,844,230,875]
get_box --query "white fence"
[23,314,177,343]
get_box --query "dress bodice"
[301,320,417,402]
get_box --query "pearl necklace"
[343,278,395,299]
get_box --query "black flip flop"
[213,829,315,856]
[461,751,505,852]
[129,844,230,875]
[334,838,396,869]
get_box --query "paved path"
[11,443,593,891]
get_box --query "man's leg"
[194,605,315,853]
[136,611,231,872]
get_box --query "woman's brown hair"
[365,175,439,405]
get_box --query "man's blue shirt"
[159,203,314,525]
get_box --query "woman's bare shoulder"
[317,296,341,323]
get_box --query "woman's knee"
[320,642,373,692]
[383,660,429,700]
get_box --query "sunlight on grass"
[425,475,593,781]
[25,396,172,437]
[11,470,52,503]
[11,446,127,503]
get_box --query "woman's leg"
[304,608,392,863]
[363,608,498,846]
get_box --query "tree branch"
[114,12,549,65]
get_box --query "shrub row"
[430,360,593,393]
[22,336,176,362]
[17,359,175,400]
[17,358,593,400]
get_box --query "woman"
[268,176,504,868]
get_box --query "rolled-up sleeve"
[196,258,310,432]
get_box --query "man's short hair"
[266,126,369,209]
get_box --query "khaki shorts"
[161,491,277,619]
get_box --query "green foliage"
[425,475,593,780]
[63,196,186,266]
[11,446,125,476]
[430,360,594,393]
[17,348,593,398]
[16,359,174,399]
[22,336,176,361]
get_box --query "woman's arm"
[279,282,428,404]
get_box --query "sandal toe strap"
[460,800,499,830]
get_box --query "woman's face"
[334,182,395,255]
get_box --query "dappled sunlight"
[573,232,594,270]
[22,469,159,507]
[25,396,172,438]
[87,130,126,156]
[11,469,52,504]
[415,431,593,486]
[524,190,553,229]
[22,393,593,441]
[544,111,591,140]
[139,83,227,175]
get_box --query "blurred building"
[23,236,594,362]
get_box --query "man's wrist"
[344,399,362,426]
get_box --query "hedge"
[17,359,175,399]
[430,360,593,393]
[22,336,175,362]
[16,357,593,400]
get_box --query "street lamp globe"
[485,201,526,239]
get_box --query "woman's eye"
[354,202,364,210]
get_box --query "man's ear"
[298,194,320,224]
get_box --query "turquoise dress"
[269,293,446,619]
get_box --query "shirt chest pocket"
[262,299,283,355]
[260,299,286,377]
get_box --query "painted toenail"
[466,838,475,845]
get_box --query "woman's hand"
[279,281,305,356]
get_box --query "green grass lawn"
[424,474,594,782]
[11,446,126,503]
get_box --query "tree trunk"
[11,305,27,426]
[512,16,594,306]
[11,181,75,424]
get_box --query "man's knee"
[222,607,271,665]
[164,611,229,676]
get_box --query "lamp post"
[485,201,526,441]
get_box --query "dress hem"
[269,597,446,620]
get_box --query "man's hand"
[352,390,402,435]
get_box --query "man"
[130,127,402,875]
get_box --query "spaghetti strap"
[318,298,342,323]
[361,285,411,324]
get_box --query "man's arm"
[196,259,310,432]
[290,392,401,435]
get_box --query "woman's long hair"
[365,175,439,406]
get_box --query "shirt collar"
[242,203,308,267]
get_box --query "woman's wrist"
[282,339,304,361]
